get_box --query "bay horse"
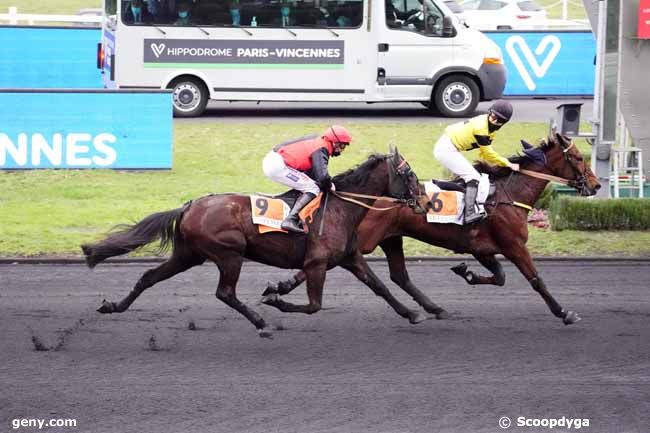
[81,150,425,338]
[263,133,601,325]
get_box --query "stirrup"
[464,209,486,225]
[281,218,306,234]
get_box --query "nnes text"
[0,133,117,168]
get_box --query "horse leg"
[212,252,271,338]
[502,244,580,325]
[262,270,306,297]
[341,252,426,324]
[450,254,505,286]
[97,251,204,314]
[378,237,449,319]
[262,261,326,314]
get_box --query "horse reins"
[519,169,571,186]
[499,140,586,212]
[331,191,412,211]
[519,141,586,189]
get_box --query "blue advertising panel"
[485,31,596,96]
[0,90,173,169]
[0,26,102,88]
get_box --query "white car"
[460,0,547,30]
[443,0,467,21]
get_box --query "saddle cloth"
[424,174,491,225]
[250,192,322,234]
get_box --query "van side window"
[120,0,363,28]
[385,0,444,36]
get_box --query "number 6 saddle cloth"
[250,190,323,234]
[424,174,492,225]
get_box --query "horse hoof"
[261,294,279,305]
[435,310,451,320]
[262,282,279,297]
[97,300,115,314]
[408,311,427,324]
[450,263,468,277]
[258,329,274,339]
[563,311,581,325]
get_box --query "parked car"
[459,0,547,30]
[443,0,468,22]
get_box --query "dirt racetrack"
[1,259,649,433]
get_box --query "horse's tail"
[81,206,186,268]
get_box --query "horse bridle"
[559,140,588,193]
[520,139,588,194]
[393,157,427,212]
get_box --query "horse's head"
[537,133,601,196]
[387,146,420,202]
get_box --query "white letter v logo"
[506,35,561,91]
[151,43,166,58]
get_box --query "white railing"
[0,7,102,25]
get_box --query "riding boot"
[281,192,317,234]
[463,180,485,225]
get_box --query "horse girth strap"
[513,201,533,211]
[331,191,406,211]
[519,169,570,186]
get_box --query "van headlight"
[483,41,503,65]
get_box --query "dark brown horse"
[264,133,601,325]
[81,150,425,338]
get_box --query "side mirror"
[442,15,454,37]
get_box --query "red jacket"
[276,136,334,171]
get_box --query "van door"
[378,0,454,99]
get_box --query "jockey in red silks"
[262,125,352,233]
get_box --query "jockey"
[433,100,519,224]
[262,125,352,233]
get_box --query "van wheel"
[433,75,480,118]
[169,78,208,117]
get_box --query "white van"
[99,0,505,117]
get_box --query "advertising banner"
[0,90,172,170]
[143,39,344,68]
[639,0,650,39]
[486,31,596,96]
[0,27,102,88]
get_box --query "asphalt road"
[1,259,648,433]
[183,98,594,123]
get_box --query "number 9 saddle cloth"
[250,190,323,234]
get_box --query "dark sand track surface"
[1,259,648,433]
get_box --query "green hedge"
[534,185,558,210]
[550,197,650,231]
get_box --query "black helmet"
[489,100,513,122]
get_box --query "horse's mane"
[333,153,388,190]
[472,139,553,179]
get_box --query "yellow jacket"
[444,114,509,167]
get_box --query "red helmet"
[323,125,352,145]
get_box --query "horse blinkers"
[388,150,419,204]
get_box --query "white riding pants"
[262,151,321,195]
[433,134,481,183]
